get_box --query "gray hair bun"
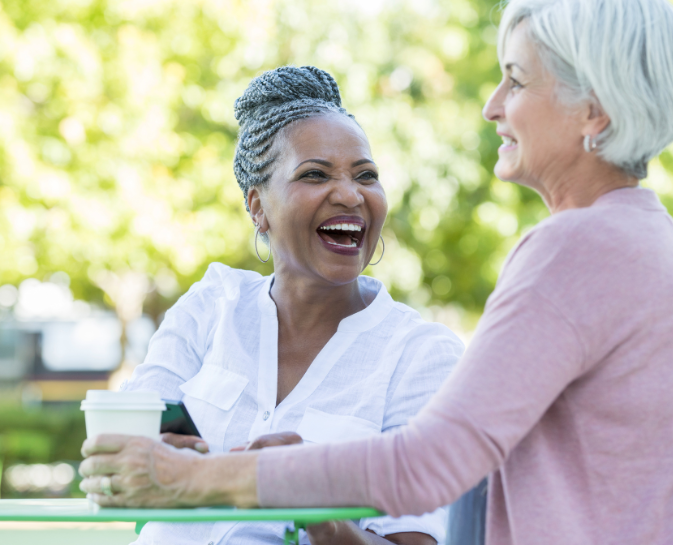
[233,66,354,210]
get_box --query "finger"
[79,478,96,494]
[306,521,339,536]
[79,454,123,477]
[244,440,265,450]
[229,443,249,452]
[282,432,303,445]
[81,434,134,458]
[79,475,122,495]
[88,493,126,507]
[246,437,281,450]
[246,432,303,450]
[161,433,209,453]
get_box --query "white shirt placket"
[248,287,279,441]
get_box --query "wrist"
[181,452,210,506]
[186,451,260,507]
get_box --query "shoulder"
[361,275,464,349]
[172,263,266,312]
[387,299,466,360]
[500,203,645,291]
[513,206,616,257]
[490,192,673,324]
[508,187,670,269]
[380,301,464,426]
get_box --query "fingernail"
[195,442,208,453]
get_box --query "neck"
[269,267,370,333]
[535,158,639,214]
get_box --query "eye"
[509,77,523,90]
[300,169,328,181]
[357,170,379,183]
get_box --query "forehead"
[501,21,537,72]
[281,114,371,160]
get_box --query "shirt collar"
[256,274,394,332]
[337,276,394,333]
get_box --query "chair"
[446,478,487,545]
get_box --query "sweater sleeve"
[257,285,585,516]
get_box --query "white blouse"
[122,263,464,545]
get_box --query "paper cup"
[81,390,166,440]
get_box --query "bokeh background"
[1,0,672,516]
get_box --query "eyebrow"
[293,158,377,171]
[505,62,526,73]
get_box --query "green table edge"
[0,499,383,524]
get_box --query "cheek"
[268,184,316,229]
[368,191,388,230]
[508,105,555,157]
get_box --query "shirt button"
[263,411,270,421]
[208,542,214,545]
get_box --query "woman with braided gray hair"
[87,65,463,545]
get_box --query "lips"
[497,131,518,151]
[316,216,366,256]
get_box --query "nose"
[329,176,365,208]
[483,82,505,122]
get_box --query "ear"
[581,98,611,139]
[247,187,269,233]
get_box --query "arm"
[232,434,437,545]
[79,288,582,515]
[78,436,431,545]
[81,226,596,517]
[122,270,219,398]
[256,286,585,515]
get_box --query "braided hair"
[233,66,355,211]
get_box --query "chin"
[317,262,363,286]
[494,161,518,182]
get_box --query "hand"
[230,431,303,452]
[306,520,340,540]
[161,432,209,453]
[79,434,201,507]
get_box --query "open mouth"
[316,217,366,252]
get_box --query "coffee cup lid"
[81,390,166,411]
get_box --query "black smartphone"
[160,400,201,437]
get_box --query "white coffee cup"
[80,390,166,440]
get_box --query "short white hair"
[498,0,673,179]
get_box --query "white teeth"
[327,241,358,247]
[319,223,362,232]
[502,136,517,146]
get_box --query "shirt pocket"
[297,407,381,445]
[179,365,249,452]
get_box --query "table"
[0,499,384,544]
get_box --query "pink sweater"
[257,187,673,545]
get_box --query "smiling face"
[482,22,591,192]
[248,113,387,286]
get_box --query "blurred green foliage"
[0,404,86,498]
[0,405,85,462]
[0,0,671,329]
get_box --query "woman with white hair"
[80,0,673,543]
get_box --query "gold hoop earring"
[255,225,271,263]
[369,235,385,266]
